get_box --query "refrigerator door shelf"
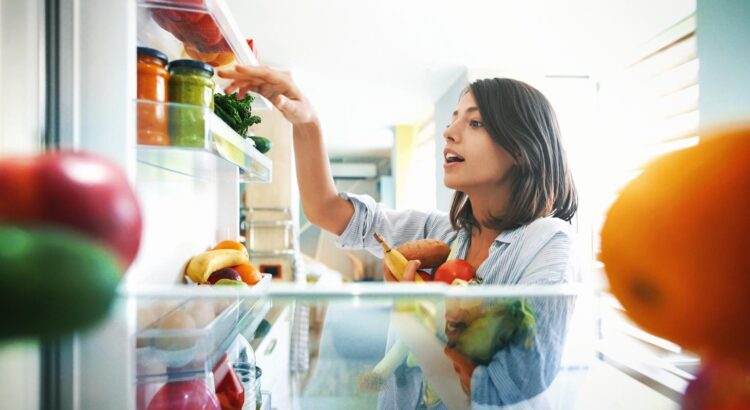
[137,0,271,110]
[136,274,272,375]
[136,100,272,183]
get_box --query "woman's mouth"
[444,152,465,168]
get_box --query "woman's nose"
[444,123,457,142]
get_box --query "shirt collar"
[459,224,522,246]
[495,227,522,244]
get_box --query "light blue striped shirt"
[335,192,578,409]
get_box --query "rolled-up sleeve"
[335,192,455,257]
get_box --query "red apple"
[0,151,142,270]
[207,268,241,285]
[434,260,475,285]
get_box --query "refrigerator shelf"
[136,274,272,375]
[137,0,272,110]
[136,99,272,183]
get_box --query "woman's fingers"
[219,66,295,94]
[217,65,273,81]
[216,69,251,80]
[383,265,397,282]
[217,65,316,125]
[402,260,421,281]
[223,82,238,94]
[383,260,422,282]
[233,64,276,80]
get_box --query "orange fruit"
[212,240,245,252]
[233,263,262,286]
[600,127,750,364]
[212,240,249,261]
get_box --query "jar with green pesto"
[167,59,215,147]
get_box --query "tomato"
[184,15,223,51]
[164,10,203,24]
[433,260,475,285]
[202,38,231,53]
[151,10,187,42]
[0,152,142,270]
[162,0,205,23]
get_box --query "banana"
[185,249,249,283]
[374,233,424,282]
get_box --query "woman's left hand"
[444,346,476,395]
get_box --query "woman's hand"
[383,260,421,282]
[217,65,317,125]
[444,346,476,395]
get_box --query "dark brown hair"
[450,78,578,231]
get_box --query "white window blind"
[594,14,699,258]
[593,16,702,379]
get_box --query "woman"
[219,66,578,408]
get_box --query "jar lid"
[168,59,215,76]
[137,46,168,64]
[255,366,262,378]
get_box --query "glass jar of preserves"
[167,59,215,147]
[136,47,169,146]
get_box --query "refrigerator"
[0,1,695,409]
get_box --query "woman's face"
[443,92,516,193]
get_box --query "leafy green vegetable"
[214,92,262,137]
[452,298,537,365]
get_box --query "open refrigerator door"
[24,0,277,408]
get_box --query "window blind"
[594,14,699,257]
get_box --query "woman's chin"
[443,177,461,191]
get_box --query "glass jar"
[137,47,169,146]
[167,59,215,147]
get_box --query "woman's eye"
[469,120,484,128]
